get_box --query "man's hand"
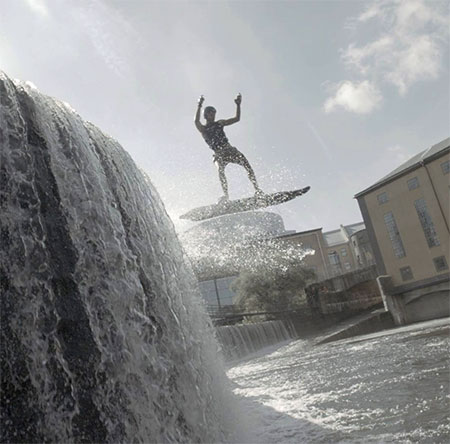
[234,93,242,106]
[198,95,205,107]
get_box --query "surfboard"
[180,186,310,221]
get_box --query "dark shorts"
[213,144,246,166]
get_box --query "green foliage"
[231,264,315,313]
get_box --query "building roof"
[323,229,347,247]
[323,222,365,247]
[343,222,365,237]
[275,227,323,240]
[355,137,450,198]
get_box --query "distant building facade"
[277,222,375,282]
[355,138,450,325]
[274,228,330,282]
[183,211,377,312]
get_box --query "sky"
[1,0,449,234]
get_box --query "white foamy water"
[228,320,450,443]
[217,320,296,361]
[0,71,239,443]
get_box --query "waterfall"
[216,320,295,361]
[0,72,233,443]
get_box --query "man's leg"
[215,159,229,200]
[236,154,262,194]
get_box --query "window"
[341,248,347,257]
[377,192,388,204]
[344,262,351,270]
[328,251,342,276]
[414,198,440,247]
[328,251,340,265]
[384,212,406,258]
[441,160,450,175]
[407,177,419,190]
[433,256,448,272]
[400,266,414,281]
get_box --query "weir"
[216,320,296,360]
[0,72,232,443]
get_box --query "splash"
[180,211,314,279]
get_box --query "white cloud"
[25,0,48,17]
[324,80,382,114]
[386,34,441,95]
[325,0,448,112]
[357,3,383,22]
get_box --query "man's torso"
[200,121,229,151]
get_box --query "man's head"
[204,106,216,122]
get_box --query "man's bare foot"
[254,189,264,199]
[218,195,229,205]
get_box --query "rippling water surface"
[228,319,450,443]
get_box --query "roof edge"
[355,142,449,199]
[276,227,323,239]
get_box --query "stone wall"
[378,275,450,325]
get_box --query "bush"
[231,264,315,313]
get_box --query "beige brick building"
[355,138,450,325]
[277,222,374,282]
[276,228,330,282]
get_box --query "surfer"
[195,94,263,203]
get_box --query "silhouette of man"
[195,94,262,203]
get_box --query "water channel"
[228,319,450,443]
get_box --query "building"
[182,207,377,312]
[277,222,374,281]
[355,138,450,325]
[274,228,330,281]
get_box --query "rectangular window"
[377,192,388,204]
[414,198,440,247]
[433,256,448,272]
[441,160,450,175]
[407,177,419,190]
[328,251,342,276]
[341,248,347,257]
[384,212,406,258]
[400,266,414,281]
[328,251,340,265]
[344,262,351,270]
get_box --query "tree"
[231,262,316,313]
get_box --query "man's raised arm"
[220,93,241,126]
[195,95,204,132]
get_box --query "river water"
[228,319,450,443]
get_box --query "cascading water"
[0,72,235,443]
[216,320,295,361]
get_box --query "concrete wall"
[306,266,382,315]
[406,290,450,323]
[377,275,449,325]
[318,311,395,344]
